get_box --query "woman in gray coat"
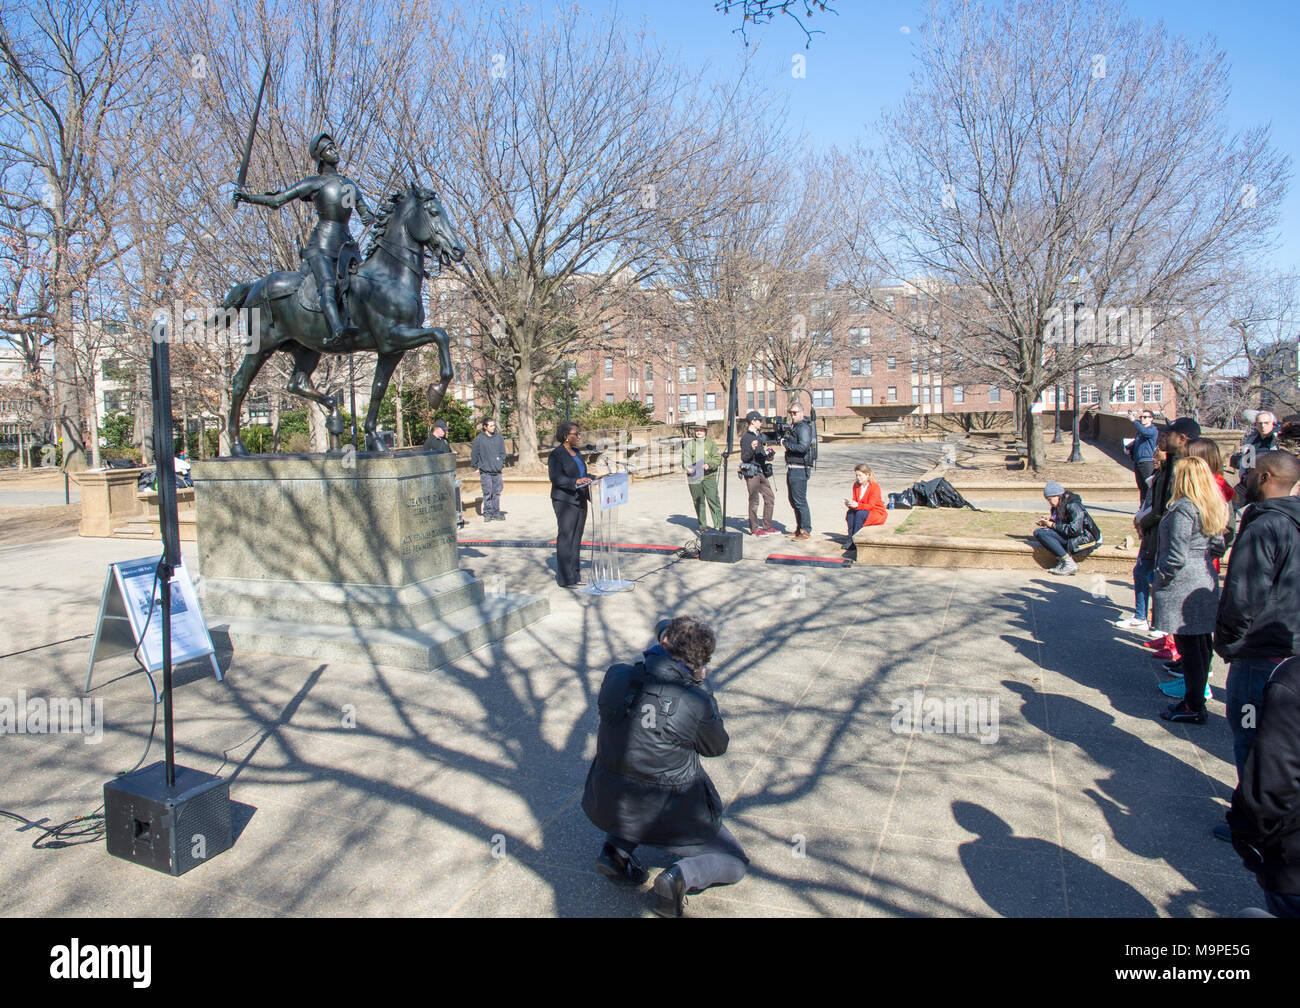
[1153,457,1229,724]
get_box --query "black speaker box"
[699,529,743,563]
[104,762,232,875]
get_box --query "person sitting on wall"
[1032,480,1103,576]
[845,464,887,537]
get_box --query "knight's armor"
[236,131,373,346]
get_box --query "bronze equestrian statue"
[222,133,463,455]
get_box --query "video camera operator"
[739,410,778,536]
[781,400,815,541]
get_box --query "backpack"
[910,477,979,510]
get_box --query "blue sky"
[607,0,1299,273]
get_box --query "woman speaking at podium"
[549,421,594,588]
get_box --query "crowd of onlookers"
[1118,411,1299,916]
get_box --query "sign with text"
[85,556,221,698]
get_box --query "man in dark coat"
[470,417,507,522]
[1228,656,1300,917]
[421,419,451,454]
[1215,450,1300,778]
[583,616,748,917]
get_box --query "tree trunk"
[1020,391,1045,472]
[218,384,232,457]
[271,395,281,452]
[87,408,101,469]
[513,353,542,472]
[308,405,329,453]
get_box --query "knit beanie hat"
[1043,481,1065,498]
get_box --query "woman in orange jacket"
[846,464,888,537]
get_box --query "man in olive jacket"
[681,422,723,531]
[583,616,748,917]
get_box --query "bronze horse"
[219,183,464,455]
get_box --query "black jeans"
[1135,460,1154,504]
[786,466,811,533]
[1173,633,1213,713]
[553,500,587,586]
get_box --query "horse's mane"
[362,190,407,263]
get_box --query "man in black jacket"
[783,401,815,541]
[1215,450,1300,778]
[583,616,748,917]
[1228,656,1300,917]
[470,417,507,522]
[421,419,451,454]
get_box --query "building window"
[677,365,697,383]
[645,393,653,409]
[812,360,832,379]
[645,363,653,383]
[887,356,897,371]
[1142,382,1163,403]
[911,358,919,374]
[678,394,698,414]
[1079,385,1099,406]
[706,393,717,411]
[953,385,965,404]
[885,295,895,310]
[1111,381,1137,404]
[922,386,932,404]
[851,387,874,406]
[910,386,919,404]
[989,386,1001,403]
[604,357,614,378]
[851,358,871,376]
[767,390,777,409]
[606,393,615,404]
[850,326,871,345]
[887,386,898,402]
[811,389,834,409]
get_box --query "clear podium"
[582,471,633,594]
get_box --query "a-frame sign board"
[84,555,221,700]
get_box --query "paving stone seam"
[440,788,585,917]
[1025,586,1073,918]
[727,569,894,811]
[855,573,959,918]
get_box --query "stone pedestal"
[191,451,548,671]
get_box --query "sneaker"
[1161,661,1184,677]
[1049,558,1079,576]
[765,527,783,536]
[1113,616,1149,631]
[1158,678,1186,699]
[793,531,811,542]
[651,864,688,918]
[1152,647,1180,662]
[595,843,648,886]
[1144,634,1171,650]
[1160,700,1207,724]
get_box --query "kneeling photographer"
[739,410,778,536]
[582,615,748,918]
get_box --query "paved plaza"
[0,442,1260,916]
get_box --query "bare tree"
[1231,271,1299,420]
[410,6,760,471]
[832,0,1289,470]
[0,0,164,469]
